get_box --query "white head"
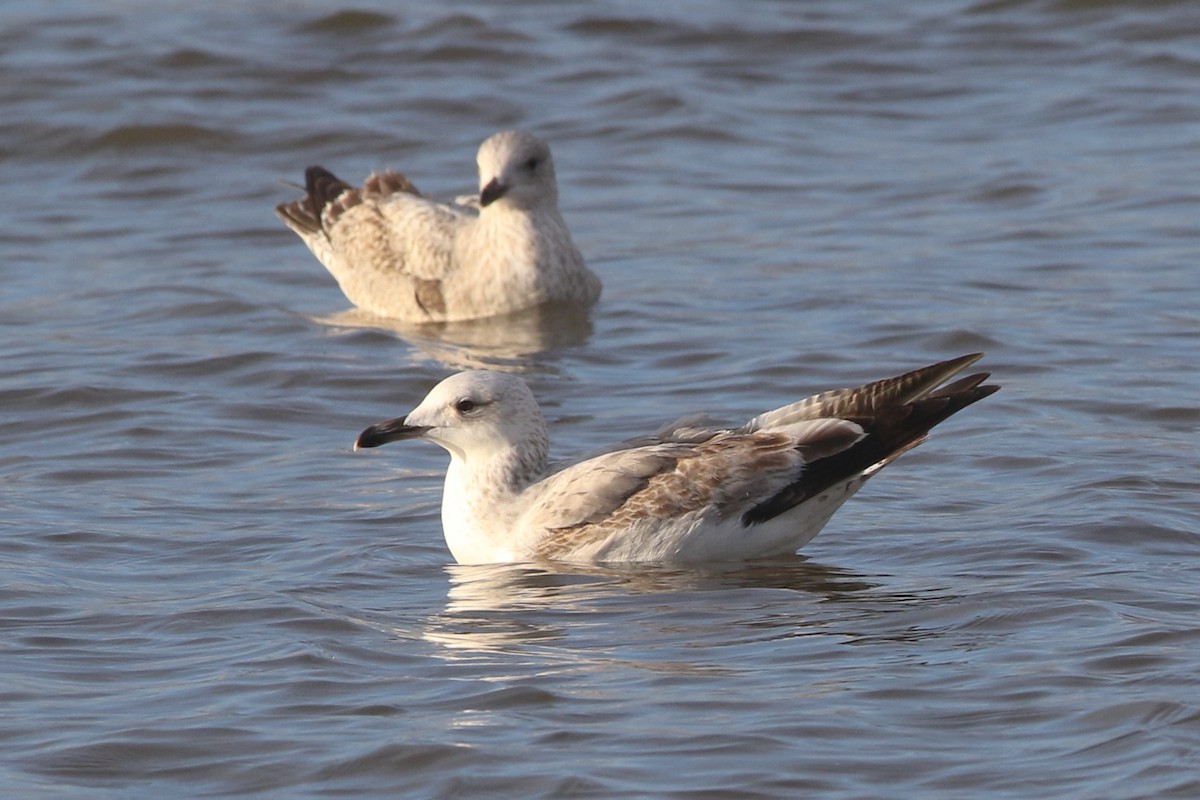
[475,130,559,210]
[356,371,550,471]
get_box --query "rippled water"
[4,1,1199,797]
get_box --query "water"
[3,1,1199,797]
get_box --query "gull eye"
[455,398,478,415]
[524,157,539,171]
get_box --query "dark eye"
[455,398,477,414]
[524,157,539,171]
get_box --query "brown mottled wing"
[525,433,804,560]
[526,445,691,529]
[414,278,446,316]
[317,168,421,232]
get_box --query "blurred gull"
[355,355,999,565]
[276,130,600,323]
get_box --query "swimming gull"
[276,130,601,323]
[354,354,999,565]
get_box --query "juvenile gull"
[354,355,999,565]
[275,130,600,323]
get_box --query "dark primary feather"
[740,353,986,432]
[304,166,353,232]
[273,166,349,236]
[741,361,998,526]
[274,166,419,237]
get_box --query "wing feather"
[525,433,804,560]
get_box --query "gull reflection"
[420,557,880,655]
[315,302,594,371]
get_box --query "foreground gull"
[275,130,601,323]
[355,355,998,564]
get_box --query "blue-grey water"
[4,1,1200,797]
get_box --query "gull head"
[355,371,549,466]
[476,130,559,209]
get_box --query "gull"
[275,130,601,323]
[354,354,999,564]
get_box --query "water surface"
[3,1,1199,797]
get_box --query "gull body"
[355,355,999,565]
[276,130,600,323]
